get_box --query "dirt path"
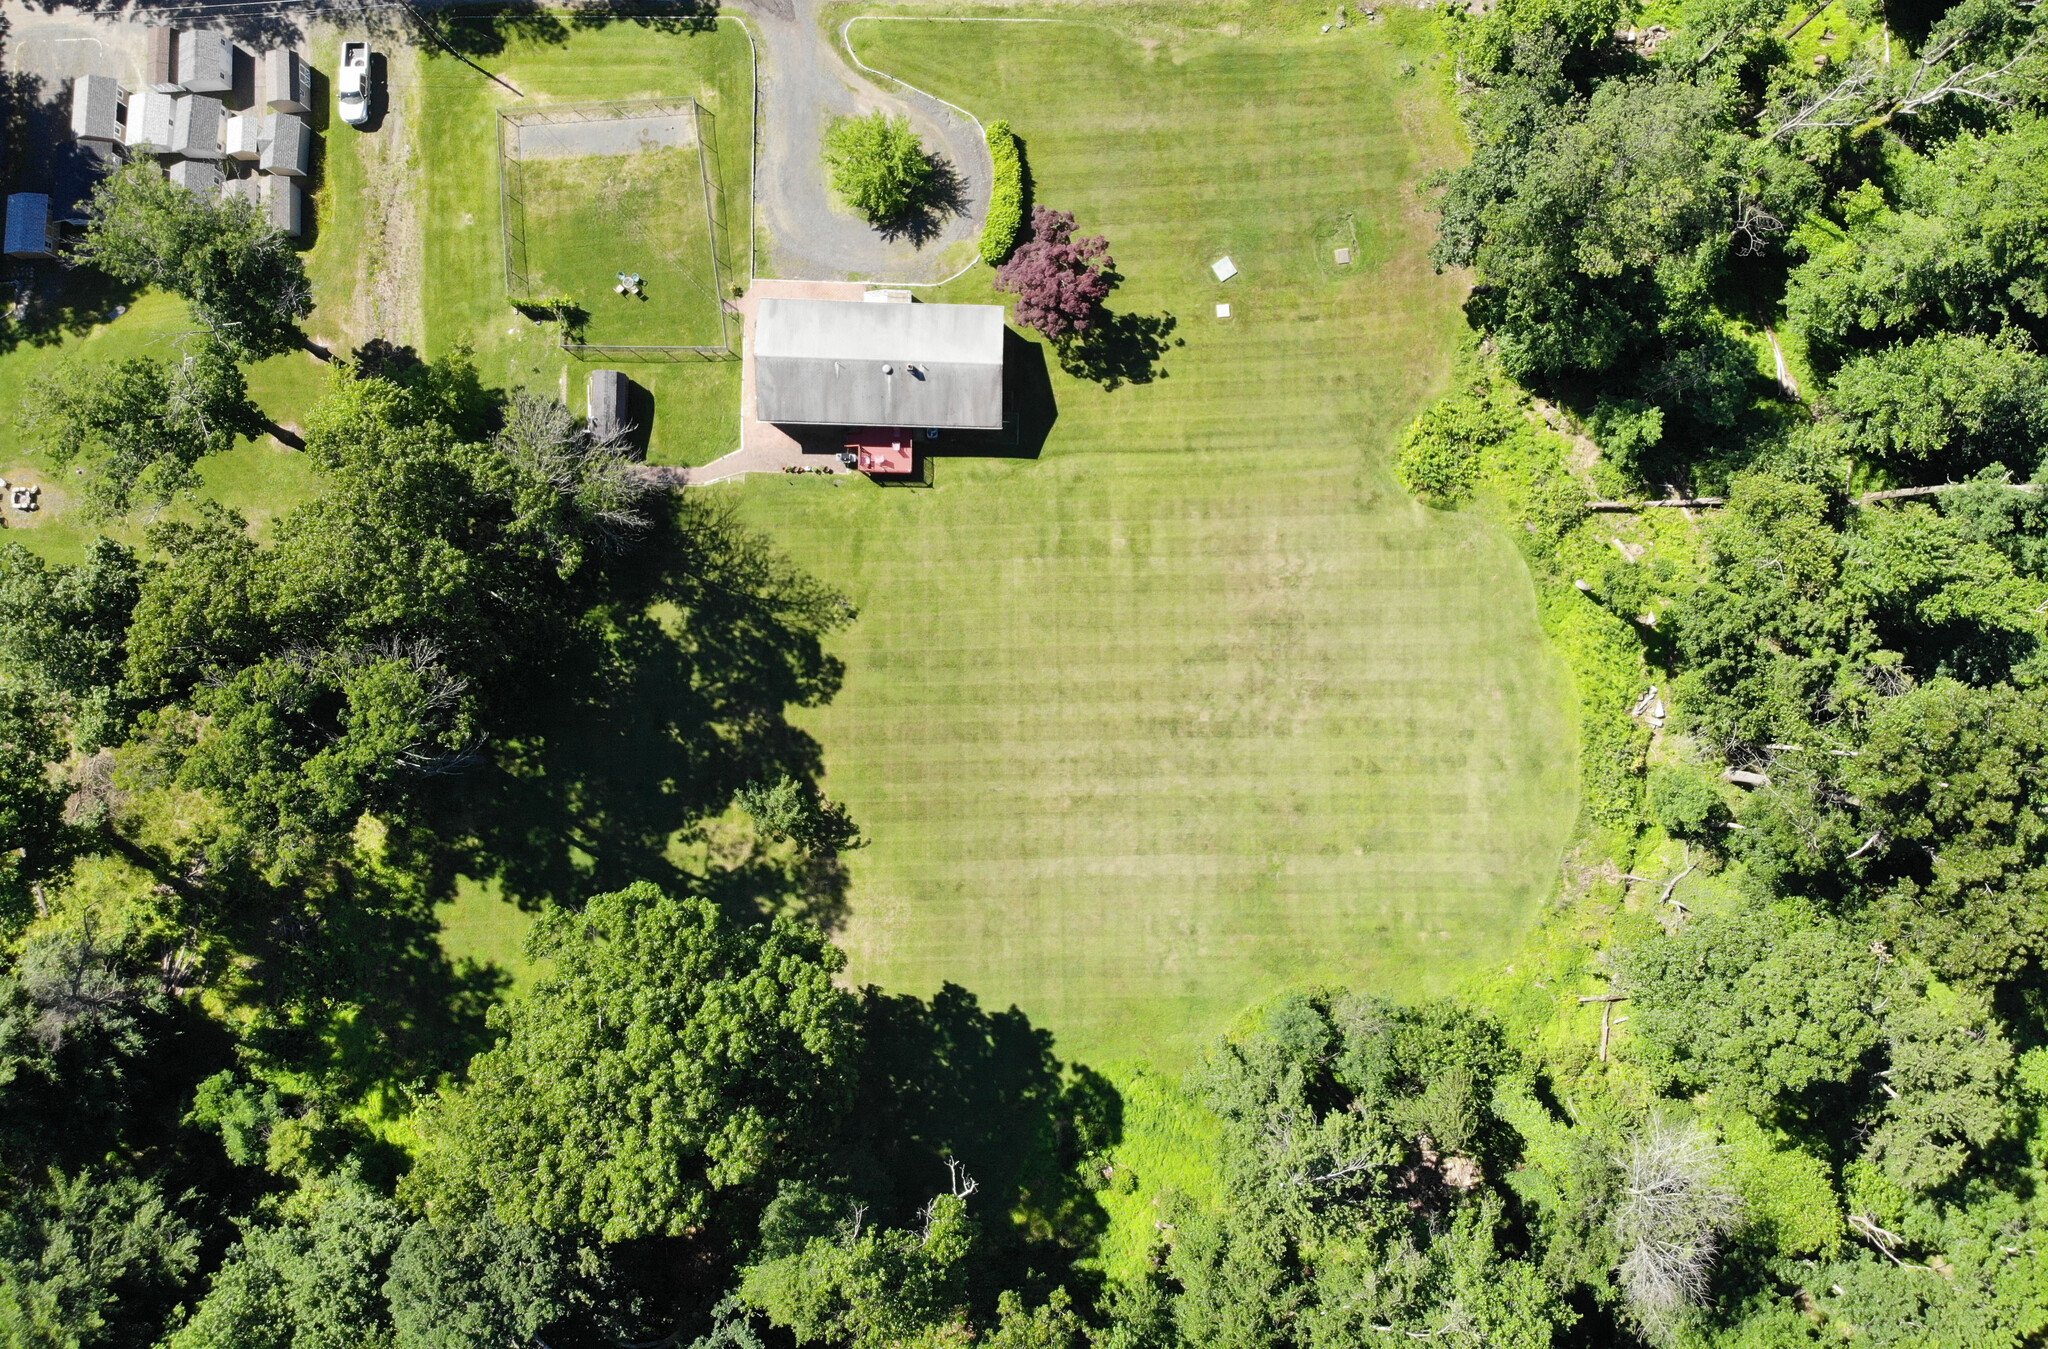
[333,37,425,353]
[734,0,989,282]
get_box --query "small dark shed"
[588,370,630,444]
[4,196,56,259]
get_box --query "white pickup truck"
[338,41,372,126]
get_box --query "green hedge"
[980,120,1024,266]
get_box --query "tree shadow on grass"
[418,4,570,57]
[427,0,721,58]
[440,497,857,922]
[846,983,1124,1312]
[1056,310,1178,391]
[570,0,723,36]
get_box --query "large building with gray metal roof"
[753,298,1005,430]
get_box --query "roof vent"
[882,363,895,375]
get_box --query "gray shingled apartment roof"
[753,298,1005,430]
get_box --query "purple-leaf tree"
[996,206,1116,341]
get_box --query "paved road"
[736,0,989,282]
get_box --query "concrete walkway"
[736,0,989,283]
[642,278,867,486]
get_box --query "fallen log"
[1588,498,1727,512]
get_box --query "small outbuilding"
[125,89,176,153]
[222,112,262,160]
[4,195,56,260]
[171,94,224,159]
[177,31,233,94]
[260,112,309,176]
[265,48,312,114]
[260,176,302,236]
[145,28,183,93]
[587,369,630,444]
[167,157,223,197]
[753,298,1006,430]
[71,75,127,145]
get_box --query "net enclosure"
[498,98,738,358]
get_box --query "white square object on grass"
[1335,247,1352,264]
[1216,303,1232,318]
[1211,256,1238,282]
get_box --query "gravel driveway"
[737,0,989,283]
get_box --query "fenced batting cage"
[497,98,739,360]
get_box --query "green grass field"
[722,14,1579,1067]
[513,138,727,348]
[0,291,326,566]
[0,10,1577,1072]
[418,19,754,463]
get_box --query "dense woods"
[1395,0,2048,1339]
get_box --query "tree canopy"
[406,882,861,1243]
[75,161,313,360]
[823,112,938,227]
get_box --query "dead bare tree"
[1730,199,1786,257]
[1616,1116,1744,1342]
[1768,22,2044,140]
[494,389,652,552]
[1768,59,1883,139]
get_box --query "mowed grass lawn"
[416,19,752,464]
[725,16,1578,1066]
[517,142,727,348]
[0,290,324,566]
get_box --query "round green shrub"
[1648,764,1732,842]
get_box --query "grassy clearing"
[516,142,726,347]
[0,292,326,565]
[438,876,546,991]
[415,19,754,465]
[1092,1064,1227,1279]
[726,13,1577,1067]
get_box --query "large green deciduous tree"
[823,113,936,227]
[1807,333,2048,483]
[1849,678,2048,982]
[1157,993,1570,1349]
[406,882,860,1243]
[1455,78,1742,381]
[166,1179,408,1349]
[0,540,141,751]
[1787,113,2048,366]
[384,1205,643,1349]
[742,1189,979,1349]
[20,343,260,518]
[0,1170,199,1349]
[75,162,313,360]
[1614,907,1883,1116]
